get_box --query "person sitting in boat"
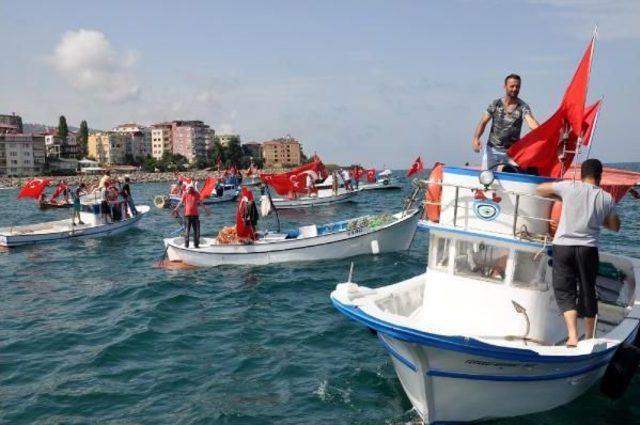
[215,180,224,198]
[236,187,258,243]
[169,181,182,196]
[472,74,540,170]
[537,159,621,347]
[173,184,202,249]
[71,183,87,226]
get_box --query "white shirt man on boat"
[472,74,540,170]
[537,159,620,347]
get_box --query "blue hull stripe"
[331,298,621,364]
[378,335,418,372]
[427,358,610,382]
[443,166,557,184]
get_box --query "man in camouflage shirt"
[472,74,540,170]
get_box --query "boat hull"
[331,293,639,423]
[165,208,420,266]
[271,190,358,209]
[0,205,150,247]
[170,192,238,205]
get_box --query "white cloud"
[50,29,141,102]
[529,0,640,39]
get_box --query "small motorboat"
[360,169,402,191]
[269,188,359,209]
[164,207,420,267]
[38,200,72,210]
[331,165,640,423]
[154,183,240,208]
[0,198,149,247]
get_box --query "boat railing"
[420,179,555,243]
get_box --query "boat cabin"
[418,166,637,347]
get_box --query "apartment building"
[0,133,46,176]
[171,120,209,163]
[261,136,302,167]
[151,122,173,159]
[112,123,152,160]
[43,130,80,159]
[88,132,128,165]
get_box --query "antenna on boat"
[347,261,354,283]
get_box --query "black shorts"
[552,245,599,317]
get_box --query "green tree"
[210,139,226,168]
[225,136,243,167]
[142,155,157,172]
[58,115,69,142]
[78,120,89,157]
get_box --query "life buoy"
[549,201,562,236]
[425,162,444,222]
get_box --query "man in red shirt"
[173,184,202,248]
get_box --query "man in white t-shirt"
[537,159,620,347]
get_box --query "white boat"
[331,166,640,423]
[360,169,403,191]
[164,207,420,267]
[270,188,359,209]
[154,185,240,208]
[0,201,150,247]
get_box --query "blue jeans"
[126,198,138,215]
[482,145,516,170]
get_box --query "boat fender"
[600,342,640,399]
[425,162,444,223]
[549,202,562,235]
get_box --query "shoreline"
[0,169,286,189]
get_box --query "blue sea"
[2,171,640,424]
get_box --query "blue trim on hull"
[427,358,610,382]
[444,166,557,184]
[378,335,418,372]
[331,297,618,364]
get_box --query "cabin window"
[454,240,509,283]
[512,251,549,291]
[428,236,451,271]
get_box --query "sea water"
[1,174,639,424]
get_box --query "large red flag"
[18,178,51,199]
[581,99,602,146]
[199,176,218,199]
[508,35,596,177]
[407,156,424,177]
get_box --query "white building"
[112,123,152,161]
[0,133,46,176]
[151,122,173,160]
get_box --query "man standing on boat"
[537,159,621,347]
[173,184,202,249]
[472,74,540,170]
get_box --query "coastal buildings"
[171,120,210,163]
[0,133,46,176]
[43,130,80,159]
[88,132,128,165]
[112,123,152,161]
[0,113,23,134]
[262,136,302,167]
[151,122,173,159]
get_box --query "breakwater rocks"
[0,169,283,189]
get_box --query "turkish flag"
[18,178,51,199]
[508,35,596,178]
[199,176,217,199]
[407,156,424,177]
[178,174,192,184]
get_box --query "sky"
[1,0,639,168]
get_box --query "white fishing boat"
[331,166,640,423]
[0,200,150,247]
[360,169,403,191]
[154,184,240,208]
[270,188,359,209]
[164,207,420,267]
